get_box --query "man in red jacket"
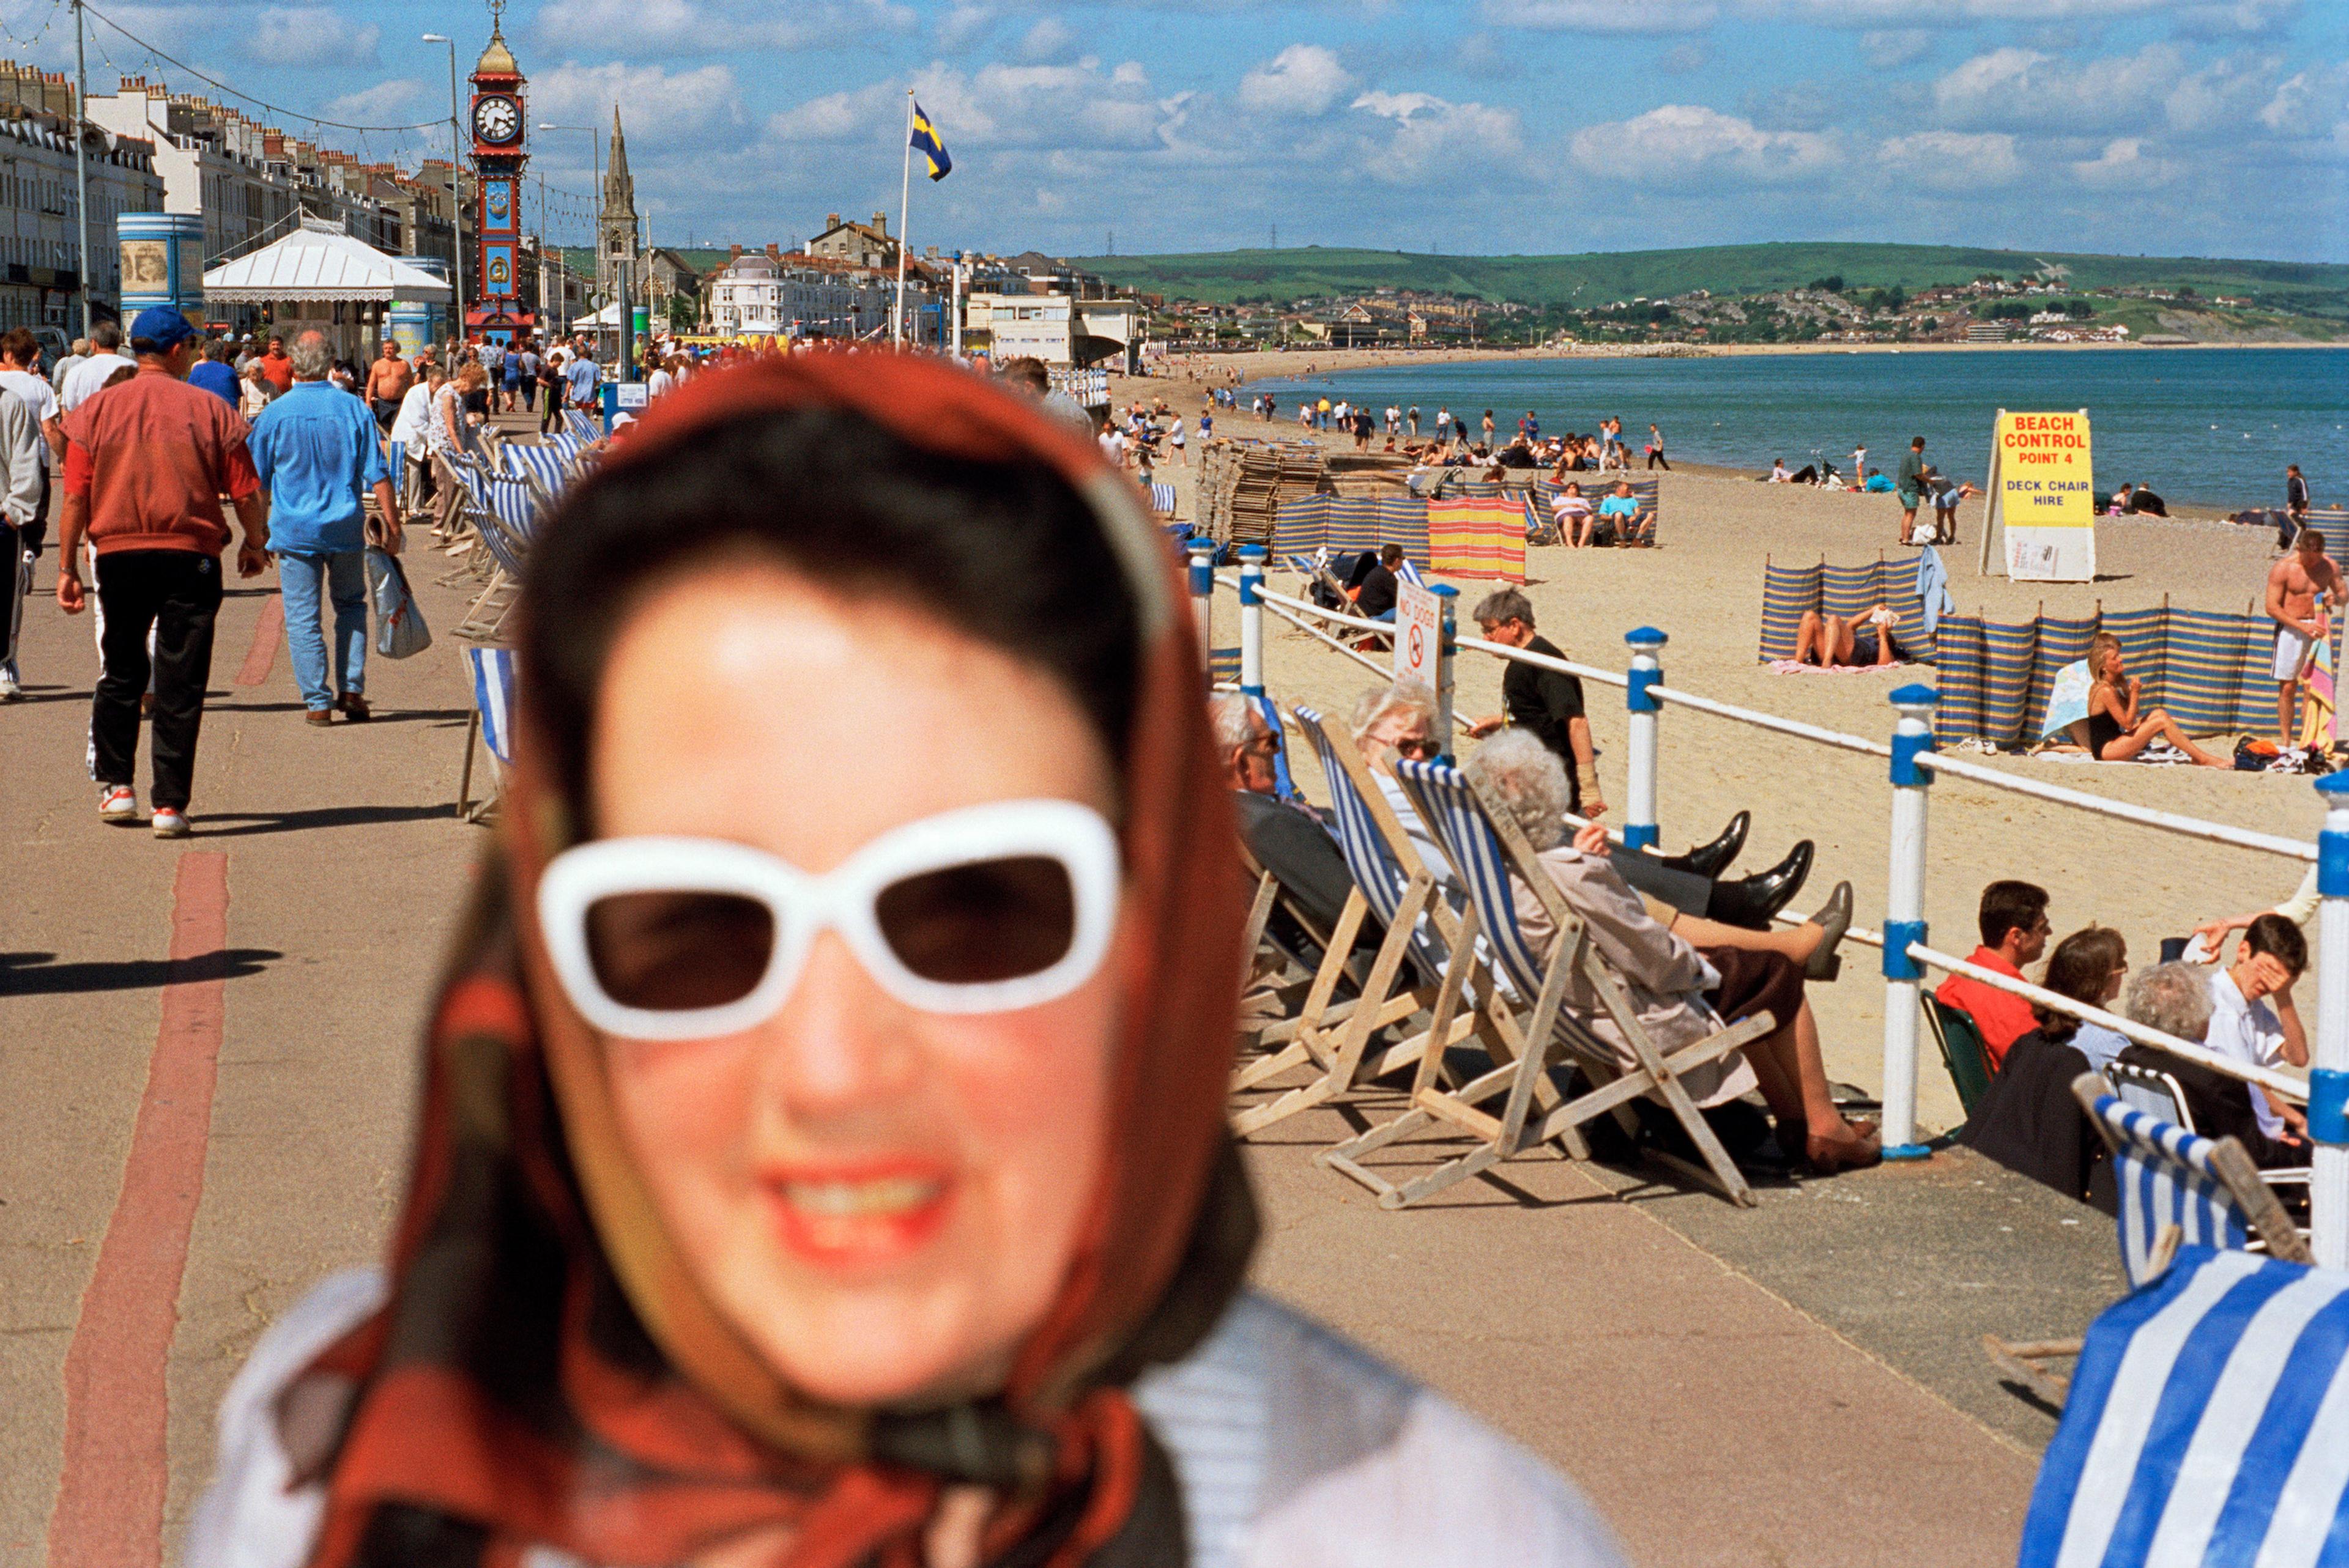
[54,306,269,838]
[1935,879,2050,1071]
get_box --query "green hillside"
[1072,242,2349,317]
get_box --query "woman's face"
[586,564,1124,1408]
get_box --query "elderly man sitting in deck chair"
[1212,693,1388,974]
[1466,729,1880,1174]
[1353,680,1848,940]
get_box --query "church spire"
[605,106,633,215]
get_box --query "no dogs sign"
[1394,577,1441,686]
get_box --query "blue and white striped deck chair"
[1317,758,1769,1210]
[1230,704,1481,1137]
[385,440,407,509]
[563,409,601,443]
[2016,1244,2349,1568]
[451,472,539,641]
[456,645,516,823]
[502,440,574,506]
[2082,1076,2309,1288]
[544,429,591,468]
[1149,481,1178,517]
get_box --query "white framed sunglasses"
[537,799,1122,1040]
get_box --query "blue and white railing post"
[1237,544,1267,697]
[1432,583,1459,760]
[1623,627,1667,852]
[1881,684,1940,1160]
[1187,538,1217,681]
[2311,774,2349,1266]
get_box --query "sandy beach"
[1146,409,2321,1135]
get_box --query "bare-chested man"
[2266,527,2343,744]
[363,340,412,434]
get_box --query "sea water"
[1249,347,2347,510]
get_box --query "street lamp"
[540,121,599,335]
[420,34,466,346]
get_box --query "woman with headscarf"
[184,353,1627,1568]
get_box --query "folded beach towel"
[2040,659,2091,740]
[2036,739,2194,767]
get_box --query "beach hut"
[201,217,452,361]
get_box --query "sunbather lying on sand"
[1794,604,1898,667]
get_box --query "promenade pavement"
[3,440,2107,1566]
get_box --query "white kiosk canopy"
[202,217,453,305]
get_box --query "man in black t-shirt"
[1468,587,1600,816]
[1353,543,1403,621]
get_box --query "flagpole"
[894,88,913,348]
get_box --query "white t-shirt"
[0,368,59,467]
[388,382,435,448]
[647,366,674,400]
[2205,969,2290,1139]
[1097,427,1127,465]
[59,351,135,412]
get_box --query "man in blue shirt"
[562,345,600,412]
[187,338,240,406]
[247,329,398,724]
[1595,479,1644,545]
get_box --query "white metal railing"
[1187,545,2349,1262]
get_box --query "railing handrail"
[1222,566,2317,864]
[1912,942,2308,1104]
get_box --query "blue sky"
[9,0,2345,263]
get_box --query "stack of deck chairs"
[427,409,604,642]
[1760,555,2336,748]
[1198,440,1329,550]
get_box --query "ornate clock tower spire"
[467,0,530,343]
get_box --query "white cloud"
[316,79,424,125]
[245,7,379,69]
[1015,17,1077,62]
[1878,129,2022,188]
[2069,136,2182,187]
[1237,45,1354,117]
[530,0,915,55]
[1859,28,1934,67]
[1571,104,1836,186]
[1484,0,1716,31]
[776,58,1179,157]
[532,61,745,143]
[1734,0,2182,21]
[1351,91,1521,182]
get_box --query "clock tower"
[467,2,529,343]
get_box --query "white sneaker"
[151,807,190,839]
[0,664,18,700]
[98,784,138,821]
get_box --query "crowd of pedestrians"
[0,309,650,835]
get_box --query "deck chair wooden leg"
[1240,870,1279,969]
[1984,1335,2078,1407]
[456,710,480,819]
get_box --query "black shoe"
[1663,810,1750,880]
[1704,841,1814,931]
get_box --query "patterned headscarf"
[294,352,1255,1568]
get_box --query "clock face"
[473,95,521,145]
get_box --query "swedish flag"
[910,102,952,182]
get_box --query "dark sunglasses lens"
[585,891,774,1011]
[876,856,1077,985]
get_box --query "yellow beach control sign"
[1991,409,2096,582]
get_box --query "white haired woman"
[1466,730,1879,1174]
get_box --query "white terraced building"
[704,245,892,339]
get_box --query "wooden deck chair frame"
[1229,708,1488,1137]
[1984,1071,2311,1407]
[1318,758,1770,1210]
[454,646,515,824]
[1231,840,1367,1067]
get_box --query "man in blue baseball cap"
[55,304,268,838]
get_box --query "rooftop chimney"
[826,212,840,228]
[765,242,780,259]
[872,212,886,235]
[730,243,743,260]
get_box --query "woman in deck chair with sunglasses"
[184,355,1627,1568]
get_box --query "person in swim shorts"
[2267,527,2344,744]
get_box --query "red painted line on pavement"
[46,851,231,1568]
[234,594,282,686]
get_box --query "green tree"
[1808,275,1844,292]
